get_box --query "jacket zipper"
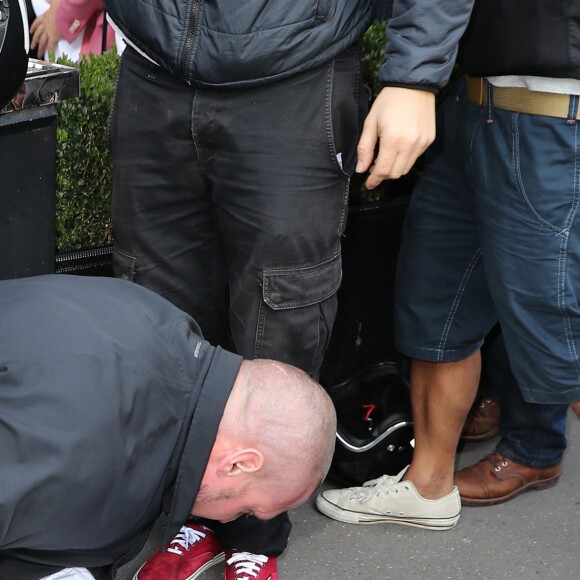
[180,0,201,82]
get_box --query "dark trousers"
[109,46,366,555]
[482,327,568,468]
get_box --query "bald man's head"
[191,359,337,523]
[234,359,337,487]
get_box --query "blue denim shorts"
[394,78,580,404]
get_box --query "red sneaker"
[133,523,224,580]
[224,550,279,580]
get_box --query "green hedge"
[55,48,120,252]
[55,22,391,252]
[362,20,388,100]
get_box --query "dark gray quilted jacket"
[104,0,474,92]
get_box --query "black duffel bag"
[326,361,414,486]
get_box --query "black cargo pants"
[109,44,366,555]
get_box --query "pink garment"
[55,0,115,57]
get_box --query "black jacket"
[104,0,474,92]
[459,0,580,78]
[0,275,242,580]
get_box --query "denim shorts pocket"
[112,247,137,282]
[262,253,342,310]
[514,113,580,233]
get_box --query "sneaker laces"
[349,473,409,503]
[226,551,269,579]
[166,525,208,555]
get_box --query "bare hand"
[357,86,436,189]
[30,0,62,58]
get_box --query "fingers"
[366,124,432,188]
[355,115,378,176]
[30,15,47,53]
[29,9,61,58]
[46,34,58,54]
[30,27,48,56]
[356,87,436,189]
[30,26,44,54]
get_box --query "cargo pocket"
[112,247,137,281]
[256,253,342,376]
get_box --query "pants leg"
[487,331,568,468]
[470,92,580,404]
[110,47,363,373]
[109,46,365,554]
[479,325,506,402]
[203,513,291,556]
[199,46,364,377]
[109,48,231,347]
[394,79,498,361]
[496,379,568,468]
[396,78,569,470]
[195,44,365,553]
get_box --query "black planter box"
[0,59,79,280]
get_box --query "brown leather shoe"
[454,450,562,506]
[460,397,500,442]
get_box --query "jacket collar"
[163,345,242,545]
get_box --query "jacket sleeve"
[379,0,475,92]
[55,0,104,43]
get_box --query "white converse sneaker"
[316,467,461,530]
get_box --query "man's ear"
[218,448,264,476]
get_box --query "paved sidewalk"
[118,409,580,580]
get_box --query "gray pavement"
[118,409,580,580]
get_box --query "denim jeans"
[482,327,567,468]
[395,77,578,468]
[109,46,366,555]
[395,77,580,405]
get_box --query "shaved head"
[232,359,337,489]
[192,359,337,522]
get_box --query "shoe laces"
[226,551,269,579]
[349,474,410,502]
[487,451,509,472]
[166,525,207,556]
[480,397,493,409]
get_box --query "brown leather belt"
[466,76,580,119]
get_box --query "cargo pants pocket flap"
[262,253,342,310]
